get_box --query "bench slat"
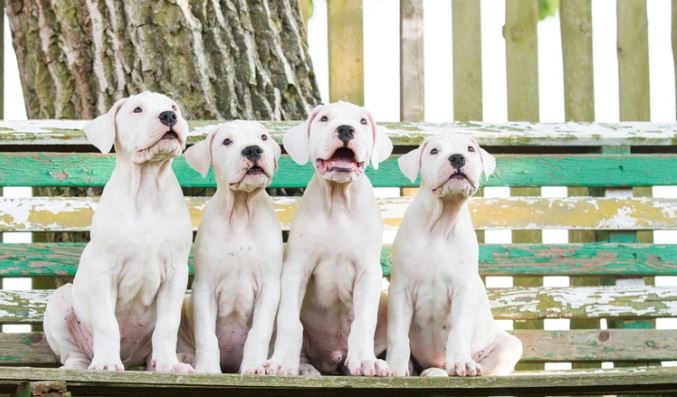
[2,329,676,366]
[0,366,675,396]
[2,153,677,188]
[1,196,675,232]
[1,243,675,277]
[2,286,675,323]
[1,120,675,146]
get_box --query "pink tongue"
[332,158,355,168]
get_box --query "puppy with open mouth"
[178,121,283,374]
[387,132,522,377]
[264,102,393,376]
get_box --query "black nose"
[242,145,263,162]
[448,154,465,169]
[159,111,177,127]
[337,124,355,145]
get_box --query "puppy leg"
[240,274,281,375]
[346,269,390,377]
[386,286,413,376]
[150,266,193,373]
[87,262,124,372]
[471,331,522,375]
[44,283,91,369]
[444,282,483,377]
[265,251,312,376]
[191,280,221,373]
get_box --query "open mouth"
[316,148,365,173]
[161,130,179,140]
[246,165,265,176]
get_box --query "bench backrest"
[0,121,676,367]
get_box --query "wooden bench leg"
[14,381,69,397]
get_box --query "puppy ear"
[83,98,126,153]
[479,147,496,179]
[283,105,322,165]
[184,129,217,177]
[366,110,393,170]
[398,142,425,183]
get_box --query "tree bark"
[6,0,320,120]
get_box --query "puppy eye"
[467,146,475,152]
[223,138,232,146]
[360,118,368,125]
[171,105,178,111]
[430,148,439,155]
[133,107,142,113]
[320,115,328,122]
[261,134,268,141]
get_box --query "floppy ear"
[83,98,126,153]
[479,147,496,179]
[366,110,393,170]
[398,142,425,183]
[184,129,217,177]
[283,105,322,165]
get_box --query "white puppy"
[387,132,522,377]
[264,102,393,376]
[43,92,193,373]
[178,121,282,374]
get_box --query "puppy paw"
[88,357,124,372]
[388,362,410,377]
[420,367,448,377]
[346,358,391,377]
[194,364,221,374]
[445,358,482,377]
[263,359,299,376]
[299,363,321,377]
[240,361,268,375]
[154,360,195,373]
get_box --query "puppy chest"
[307,258,357,307]
[214,271,261,318]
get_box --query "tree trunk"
[6,0,320,120]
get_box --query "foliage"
[538,0,559,20]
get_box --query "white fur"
[265,102,392,376]
[387,132,522,377]
[43,92,194,373]
[177,121,283,374]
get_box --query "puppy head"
[83,91,188,163]
[283,102,393,183]
[184,120,280,193]
[399,132,495,198]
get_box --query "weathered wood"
[0,367,675,396]
[452,0,482,121]
[13,381,68,397]
[400,0,424,121]
[3,329,677,366]
[2,242,675,278]
[3,153,677,188]
[673,0,677,116]
[1,196,675,233]
[3,286,676,323]
[5,0,320,120]
[1,120,676,147]
[327,0,363,104]
[505,0,539,122]
[560,0,594,121]
[617,0,650,121]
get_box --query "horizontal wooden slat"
[0,365,676,396]
[2,286,675,323]
[0,120,675,146]
[2,329,676,366]
[1,196,675,232]
[2,153,677,188]
[1,243,675,278]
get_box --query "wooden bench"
[1,120,676,396]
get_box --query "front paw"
[89,357,124,372]
[264,358,299,376]
[445,358,482,377]
[388,362,410,377]
[346,358,391,377]
[240,361,268,375]
[153,359,195,373]
[299,362,321,377]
